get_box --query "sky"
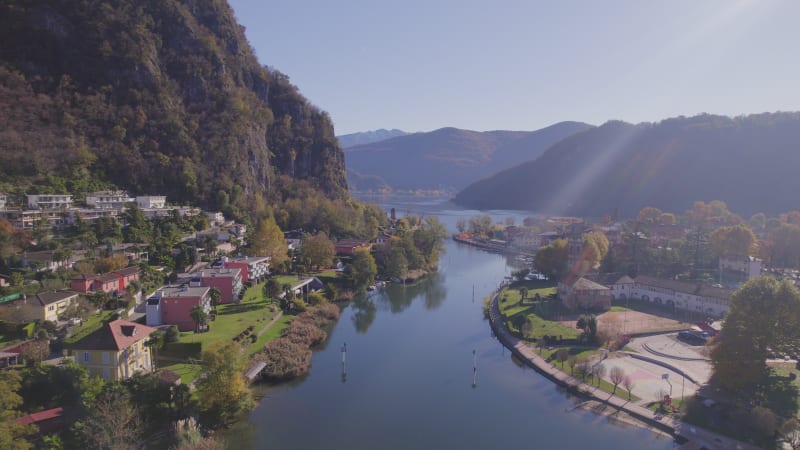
[228,0,800,135]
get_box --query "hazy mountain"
[454,112,800,217]
[0,0,347,220]
[344,121,592,192]
[338,129,408,148]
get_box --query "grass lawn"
[158,362,203,385]
[64,310,116,345]
[248,314,292,356]
[179,285,279,349]
[498,283,578,340]
[274,275,302,287]
[608,306,630,312]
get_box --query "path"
[487,293,761,450]
[256,310,284,337]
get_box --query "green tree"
[300,232,335,271]
[386,246,408,281]
[74,383,142,450]
[711,276,800,391]
[636,206,663,223]
[263,278,281,302]
[196,341,253,425]
[709,224,756,257]
[519,287,528,303]
[144,331,164,371]
[0,371,34,449]
[208,288,222,313]
[534,239,568,280]
[347,248,377,291]
[190,305,208,333]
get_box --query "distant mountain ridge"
[454,112,800,217]
[344,121,593,192]
[338,129,408,148]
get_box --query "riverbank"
[452,234,534,256]
[486,291,760,450]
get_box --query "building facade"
[85,191,133,209]
[26,194,73,210]
[73,320,156,380]
[191,267,243,303]
[157,286,211,331]
[223,256,269,284]
[610,275,732,319]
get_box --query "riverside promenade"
[487,293,762,450]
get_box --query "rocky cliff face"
[0,0,347,218]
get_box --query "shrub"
[259,338,312,380]
[283,320,327,347]
[164,325,180,343]
[307,291,327,306]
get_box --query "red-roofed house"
[72,319,156,380]
[113,266,140,291]
[335,239,371,255]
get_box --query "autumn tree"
[711,276,800,391]
[636,206,662,224]
[622,375,635,400]
[581,232,609,270]
[345,248,377,291]
[247,216,288,267]
[196,341,253,425]
[74,384,142,450]
[300,232,335,271]
[709,224,756,257]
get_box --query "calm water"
[222,195,676,450]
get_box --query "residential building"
[26,194,73,210]
[73,319,156,380]
[17,407,66,437]
[135,195,166,209]
[610,275,732,319]
[191,267,243,303]
[285,230,304,250]
[22,250,75,272]
[113,266,141,291]
[85,190,133,209]
[558,275,612,311]
[70,272,122,297]
[207,211,225,226]
[374,233,393,245]
[335,239,371,255]
[719,254,762,281]
[156,286,211,331]
[223,256,269,284]
[0,291,78,322]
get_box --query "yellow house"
[73,319,156,381]
[0,291,78,323]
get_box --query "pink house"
[113,266,140,291]
[159,286,211,331]
[70,266,139,296]
[223,256,269,284]
[191,267,242,304]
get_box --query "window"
[102,352,110,364]
[83,352,90,362]
[48,305,54,311]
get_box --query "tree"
[386,246,409,281]
[556,349,569,368]
[609,366,625,393]
[622,375,635,400]
[247,216,288,267]
[263,279,281,302]
[347,248,377,291]
[196,341,253,424]
[208,288,221,313]
[576,314,597,340]
[0,371,34,449]
[75,384,142,450]
[594,364,607,387]
[164,325,180,343]
[145,331,164,371]
[709,224,756,257]
[534,239,568,280]
[300,232,335,271]
[711,276,800,390]
[20,339,49,365]
[519,287,528,303]
[636,206,663,224]
[190,306,208,333]
[567,355,578,375]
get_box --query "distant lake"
[222,194,676,449]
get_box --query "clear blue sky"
[228,0,800,135]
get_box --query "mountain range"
[344,121,592,192]
[454,112,800,217]
[337,129,408,148]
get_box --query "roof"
[95,273,120,283]
[335,239,369,247]
[200,267,241,278]
[225,256,269,265]
[633,276,733,300]
[72,319,156,351]
[156,369,181,384]
[34,291,78,306]
[17,407,64,426]
[160,286,210,298]
[615,275,635,284]
[572,277,611,292]
[113,266,140,277]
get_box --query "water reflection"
[351,297,377,333]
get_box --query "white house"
[85,190,133,209]
[610,275,732,319]
[135,196,167,209]
[26,194,73,210]
[719,254,762,281]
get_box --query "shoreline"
[485,290,761,450]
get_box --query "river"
[222,195,677,449]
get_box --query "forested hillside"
[344,121,592,192]
[454,113,800,217]
[0,0,347,220]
